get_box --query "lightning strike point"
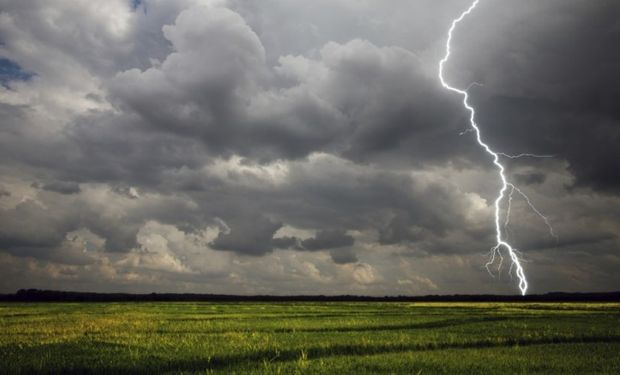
[438,0,555,296]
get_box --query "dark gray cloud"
[301,230,354,251]
[40,181,81,195]
[0,200,71,253]
[513,172,546,186]
[0,0,618,295]
[210,215,282,256]
[329,248,358,265]
[450,0,620,192]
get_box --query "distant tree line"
[1,289,619,302]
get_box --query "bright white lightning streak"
[438,0,554,295]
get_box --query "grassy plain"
[1,302,619,374]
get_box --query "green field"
[1,302,619,374]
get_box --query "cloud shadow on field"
[151,335,620,372]
[150,316,510,335]
[4,333,620,374]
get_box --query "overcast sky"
[0,0,618,295]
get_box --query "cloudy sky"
[0,0,619,295]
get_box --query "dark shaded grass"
[165,334,620,371]
[142,316,510,335]
[3,334,619,374]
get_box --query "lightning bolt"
[438,0,555,295]
[498,152,554,159]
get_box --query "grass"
[1,302,619,374]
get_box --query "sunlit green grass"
[1,302,619,373]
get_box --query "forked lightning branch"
[438,0,556,295]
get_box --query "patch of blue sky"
[0,58,34,87]
[131,0,147,14]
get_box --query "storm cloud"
[0,0,618,295]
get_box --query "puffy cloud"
[347,262,379,285]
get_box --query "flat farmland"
[1,302,619,374]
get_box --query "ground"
[1,302,619,374]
